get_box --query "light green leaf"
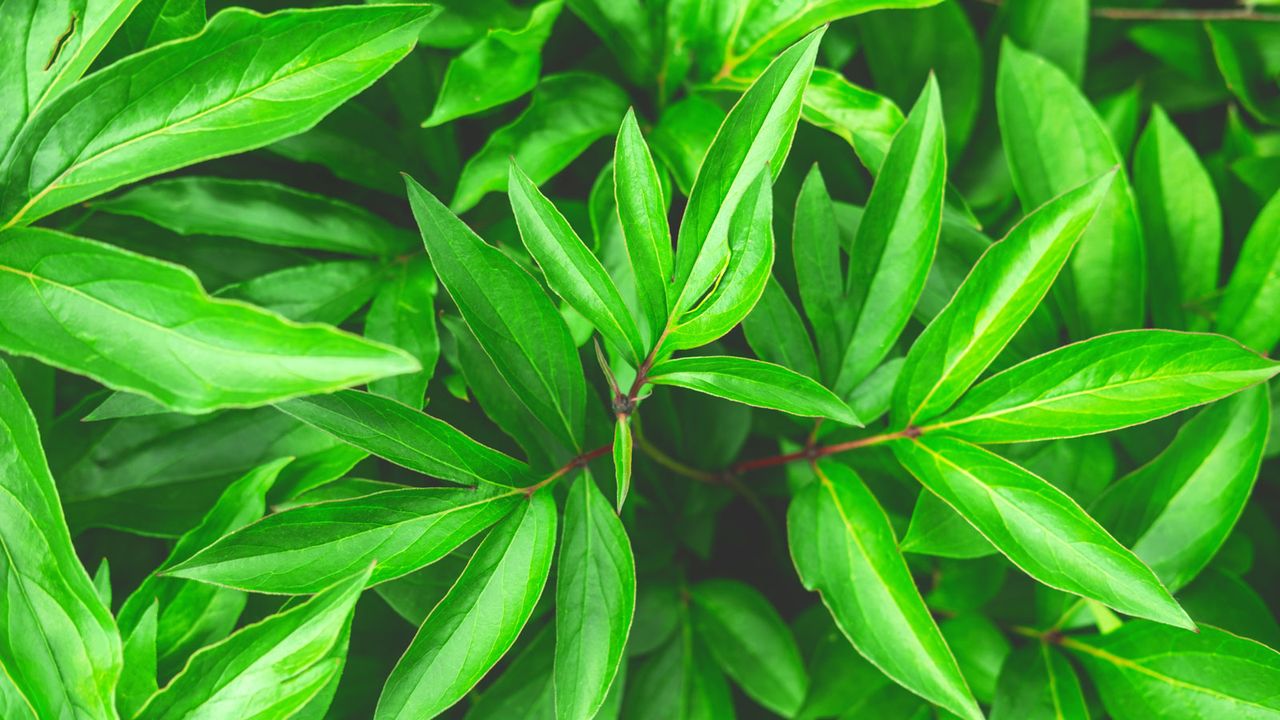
[509,160,646,363]
[788,461,981,720]
[1133,106,1222,331]
[669,167,774,350]
[893,435,1194,629]
[691,579,808,716]
[1218,189,1280,353]
[614,416,632,510]
[648,356,860,425]
[998,39,1144,335]
[891,171,1115,427]
[425,0,562,127]
[91,177,417,256]
[136,566,369,720]
[366,256,440,409]
[1066,622,1280,720]
[1005,0,1088,82]
[0,359,120,720]
[673,28,822,313]
[117,601,159,719]
[277,390,532,488]
[939,614,1010,704]
[928,330,1279,443]
[834,75,946,395]
[0,5,435,228]
[452,73,629,213]
[1092,386,1271,592]
[376,491,557,719]
[743,277,821,381]
[902,490,995,559]
[802,68,904,172]
[217,260,384,324]
[169,486,521,594]
[555,473,636,720]
[615,109,674,338]
[98,0,207,65]
[0,227,416,413]
[407,175,586,450]
[990,643,1089,720]
[792,165,847,379]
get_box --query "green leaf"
[169,485,521,594]
[649,96,726,196]
[217,260,384,324]
[0,227,416,409]
[1179,568,1280,650]
[614,109,675,338]
[742,278,822,381]
[892,435,1194,629]
[118,601,160,719]
[792,165,846,379]
[1133,106,1222,331]
[376,491,557,719]
[673,27,822,313]
[928,330,1279,443]
[136,566,369,720]
[1208,23,1280,125]
[891,171,1115,427]
[366,256,440,409]
[938,614,1010,704]
[277,390,532,488]
[803,67,905,173]
[998,39,1144,335]
[0,5,435,228]
[406,175,586,450]
[566,0,654,84]
[555,473,636,720]
[1005,0,1088,83]
[0,0,142,153]
[989,643,1089,720]
[648,356,860,425]
[0,359,120,720]
[1218,189,1280,353]
[834,75,946,395]
[691,579,808,716]
[1092,386,1270,592]
[1066,622,1280,720]
[91,177,417,256]
[614,416,632,510]
[424,0,562,127]
[99,0,207,65]
[625,617,734,720]
[115,458,288,676]
[509,160,646,364]
[668,167,775,350]
[902,490,994,559]
[787,460,981,720]
[451,73,629,213]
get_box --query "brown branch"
[523,443,612,496]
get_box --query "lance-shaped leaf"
[1065,622,1280,720]
[927,331,1279,443]
[989,643,1089,720]
[648,356,860,425]
[691,579,808,717]
[452,73,628,213]
[99,0,207,64]
[217,260,384,325]
[614,416,632,510]
[0,0,142,152]
[116,458,288,678]
[169,486,521,594]
[366,256,440,409]
[743,278,822,381]
[509,160,646,364]
[803,68,905,172]
[135,566,369,720]
[892,435,1193,629]
[1133,106,1222,331]
[902,491,994,559]
[406,175,586,450]
[834,75,946,396]
[1091,386,1270,593]
[0,5,436,228]
[614,109,674,338]
[997,39,1144,336]
[91,177,417,256]
[277,390,532,488]
[891,171,1115,427]
[788,461,981,720]
[0,359,121,720]
[118,601,160,719]
[1218,188,1280,354]
[0,228,416,412]
[1208,22,1280,125]
[792,165,847,379]
[673,27,822,313]
[625,616,734,720]
[669,167,774,350]
[555,473,635,720]
[376,492,557,719]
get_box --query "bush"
[1,1,1278,718]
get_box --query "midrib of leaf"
[2,11,412,230]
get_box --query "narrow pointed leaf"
[554,473,635,720]
[788,461,981,720]
[929,331,1279,443]
[1218,189,1280,353]
[376,492,557,719]
[366,256,440,409]
[614,109,674,336]
[989,643,1089,720]
[614,417,632,510]
[648,356,859,425]
[893,435,1193,629]
[792,165,846,379]
[217,260,383,325]
[742,277,821,380]
[118,601,160,720]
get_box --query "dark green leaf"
[990,643,1089,720]
[1218,189,1280,353]
[99,0,207,65]
[366,256,440,409]
[648,356,859,425]
[792,165,847,378]
[743,278,821,381]
[217,260,384,324]
[1005,0,1088,82]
